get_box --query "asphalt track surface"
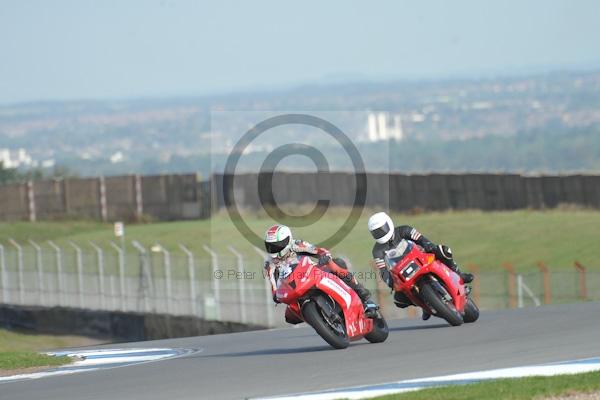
[2,302,599,400]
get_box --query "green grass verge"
[373,370,600,400]
[0,328,100,352]
[0,328,103,371]
[0,351,71,370]
[1,210,598,271]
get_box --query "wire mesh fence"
[0,240,597,327]
[0,241,277,327]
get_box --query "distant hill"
[0,70,599,177]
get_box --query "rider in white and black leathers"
[368,212,474,319]
[263,224,379,320]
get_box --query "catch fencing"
[0,239,597,327]
[372,262,598,321]
[0,240,277,327]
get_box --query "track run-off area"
[1,302,599,400]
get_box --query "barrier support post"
[89,242,106,309]
[28,240,45,304]
[253,246,274,328]
[501,262,517,309]
[132,241,153,313]
[110,241,127,311]
[8,239,24,304]
[69,242,85,308]
[0,244,9,303]
[202,245,221,320]
[179,245,197,316]
[228,246,247,324]
[151,243,172,314]
[574,261,588,301]
[47,241,65,306]
[537,261,552,305]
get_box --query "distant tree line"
[0,163,76,185]
[382,126,600,173]
[3,125,599,181]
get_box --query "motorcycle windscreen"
[384,239,414,268]
[278,262,298,281]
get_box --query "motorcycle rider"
[263,224,379,319]
[367,211,474,320]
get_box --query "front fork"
[301,294,343,324]
[465,285,472,296]
[413,275,453,314]
[415,275,452,301]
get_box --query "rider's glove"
[317,254,332,267]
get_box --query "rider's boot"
[447,262,474,283]
[362,297,379,318]
[393,291,411,308]
[454,266,474,284]
[341,274,379,318]
[395,293,429,320]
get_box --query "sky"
[0,0,599,104]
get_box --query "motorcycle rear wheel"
[420,282,464,326]
[303,301,349,349]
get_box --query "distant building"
[0,148,34,168]
[367,112,403,142]
[110,151,124,164]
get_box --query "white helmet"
[368,212,394,244]
[264,224,293,258]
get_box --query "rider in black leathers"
[368,212,474,319]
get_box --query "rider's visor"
[370,222,390,240]
[265,237,290,254]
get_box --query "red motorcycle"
[276,256,389,349]
[385,239,479,326]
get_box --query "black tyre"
[364,315,389,343]
[420,282,463,326]
[302,301,349,349]
[463,298,480,323]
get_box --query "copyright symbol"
[213,270,223,279]
[222,113,367,249]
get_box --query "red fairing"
[275,256,374,340]
[389,243,467,314]
[325,259,351,278]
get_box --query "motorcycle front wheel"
[463,297,480,323]
[302,301,349,349]
[420,282,464,326]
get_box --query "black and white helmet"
[368,212,394,244]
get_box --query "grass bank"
[0,328,101,371]
[0,210,598,272]
[0,351,71,371]
[374,370,600,400]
